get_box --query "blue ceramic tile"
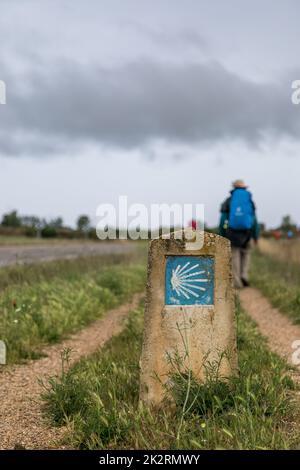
[165,256,214,306]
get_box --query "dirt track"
[0,293,143,450]
[0,241,134,267]
[240,287,300,370]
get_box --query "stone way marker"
[140,230,238,406]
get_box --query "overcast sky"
[0,0,300,228]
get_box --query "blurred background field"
[259,238,300,265]
[0,247,147,364]
[250,239,300,324]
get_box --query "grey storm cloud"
[0,59,299,156]
[125,22,208,50]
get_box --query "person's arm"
[252,215,260,242]
[250,198,259,242]
[219,212,228,237]
[219,197,230,237]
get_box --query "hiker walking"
[219,180,259,288]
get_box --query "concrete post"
[139,229,238,406]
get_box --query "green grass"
[0,235,122,245]
[0,235,52,245]
[0,253,146,363]
[0,235,95,246]
[0,250,144,292]
[42,301,298,450]
[250,249,300,323]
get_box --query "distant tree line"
[1,210,299,240]
[0,210,94,239]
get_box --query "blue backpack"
[229,189,254,230]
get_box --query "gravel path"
[0,293,143,450]
[239,287,300,369]
[0,241,134,267]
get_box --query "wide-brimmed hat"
[232,179,247,188]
